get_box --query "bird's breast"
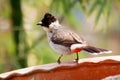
[48,40,71,55]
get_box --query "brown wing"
[51,28,85,47]
[69,31,86,44]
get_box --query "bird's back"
[51,27,85,47]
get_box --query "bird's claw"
[75,58,79,63]
[57,60,61,64]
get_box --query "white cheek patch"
[70,44,86,51]
[49,20,60,29]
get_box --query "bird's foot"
[57,59,61,64]
[75,58,79,64]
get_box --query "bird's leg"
[57,55,63,64]
[75,52,79,63]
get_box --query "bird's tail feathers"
[83,46,112,55]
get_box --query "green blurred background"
[0,0,120,73]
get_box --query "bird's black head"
[37,13,56,27]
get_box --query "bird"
[37,13,112,64]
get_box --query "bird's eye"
[50,30,52,33]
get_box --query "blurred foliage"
[51,0,113,27]
[0,0,120,73]
[10,0,28,68]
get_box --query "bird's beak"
[37,21,42,25]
